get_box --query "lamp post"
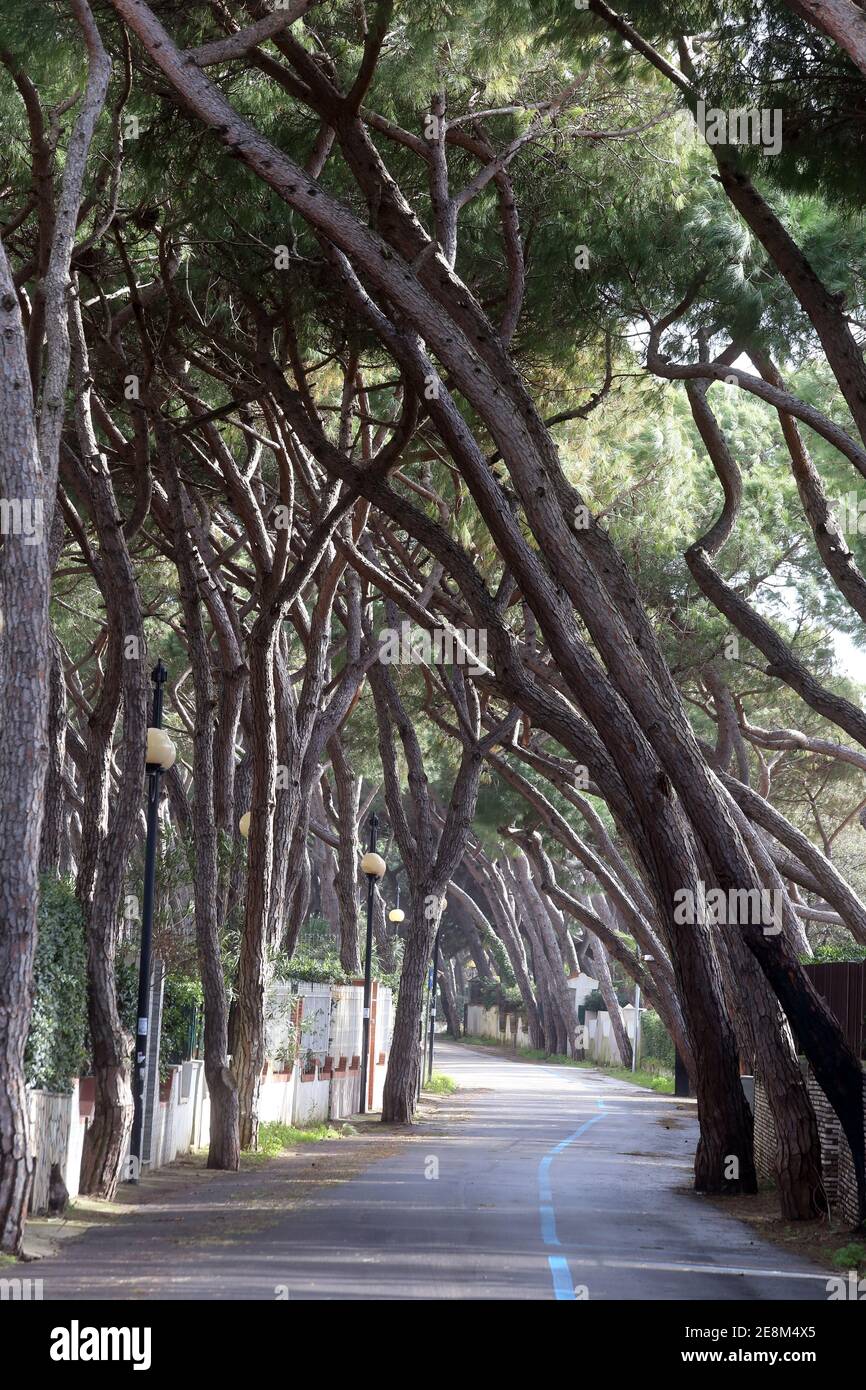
[632,954,652,1074]
[129,660,176,1183]
[359,813,386,1115]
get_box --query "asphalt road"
[35,1041,830,1300]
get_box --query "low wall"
[465,1002,638,1063]
[465,1003,533,1051]
[753,1074,777,1183]
[808,1066,866,1226]
[27,1084,86,1214]
[27,979,393,1213]
[585,1009,636,1066]
[754,1065,865,1225]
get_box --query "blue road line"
[538,1100,607,1300]
[547,1255,576,1300]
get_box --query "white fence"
[584,1006,637,1066]
[27,1085,86,1215]
[465,1001,638,1064]
[465,1003,535,1050]
[27,979,393,1215]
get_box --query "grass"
[831,1241,866,1272]
[456,1035,675,1094]
[423,1072,457,1095]
[242,1119,346,1163]
[590,1064,674,1094]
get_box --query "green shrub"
[476,978,523,1010]
[271,914,404,994]
[582,988,606,1012]
[832,1242,866,1271]
[639,1011,675,1069]
[25,877,87,1092]
[423,1072,457,1094]
[160,974,203,1079]
[802,943,866,964]
[27,883,207,1091]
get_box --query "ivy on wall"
[25,876,87,1093]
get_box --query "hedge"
[25,876,88,1093]
[26,876,202,1090]
[639,1010,675,1069]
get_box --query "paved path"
[35,1042,829,1300]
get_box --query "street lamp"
[388,887,404,925]
[632,953,653,1074]
[129,660,176,1183]
[239,811,251,839]
[359,813,385,1115]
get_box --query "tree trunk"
[329,737,362,975]
[160,428,240,1170]
[0,249,50,1252]
[717,925,824,1219]
[474,865,543,1047]
[782,0,866,76]
[464,921,494,981]
[319,844,340,930]
[372,890,395,974]
[520,910,565,1054]
[39,631,68,875]
[588,934,632,1069]
[73,303,145,1199]
[233,629,277,1151]
[382,888,437,1122]
[438,956,462,1039]
[512,854,579,1055]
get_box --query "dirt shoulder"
[705,1188,866,1278]
[22,1093,456,1264]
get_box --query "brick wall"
[752,1075,777,1184]
[755,1066,865,1225]
[834,1071,866,1227]
[805,1067,842,1212]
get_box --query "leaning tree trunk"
[464,922,495,981]
[473,866,543,1048]
[73,301,146,1199]
[520,911,565,1054]
[0,251,51,1252]
[438,956,462,1039]
[511,855,578,1055]
[588,934,632,1069]
[717,924,824,1219]
[161,428,240,1169]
